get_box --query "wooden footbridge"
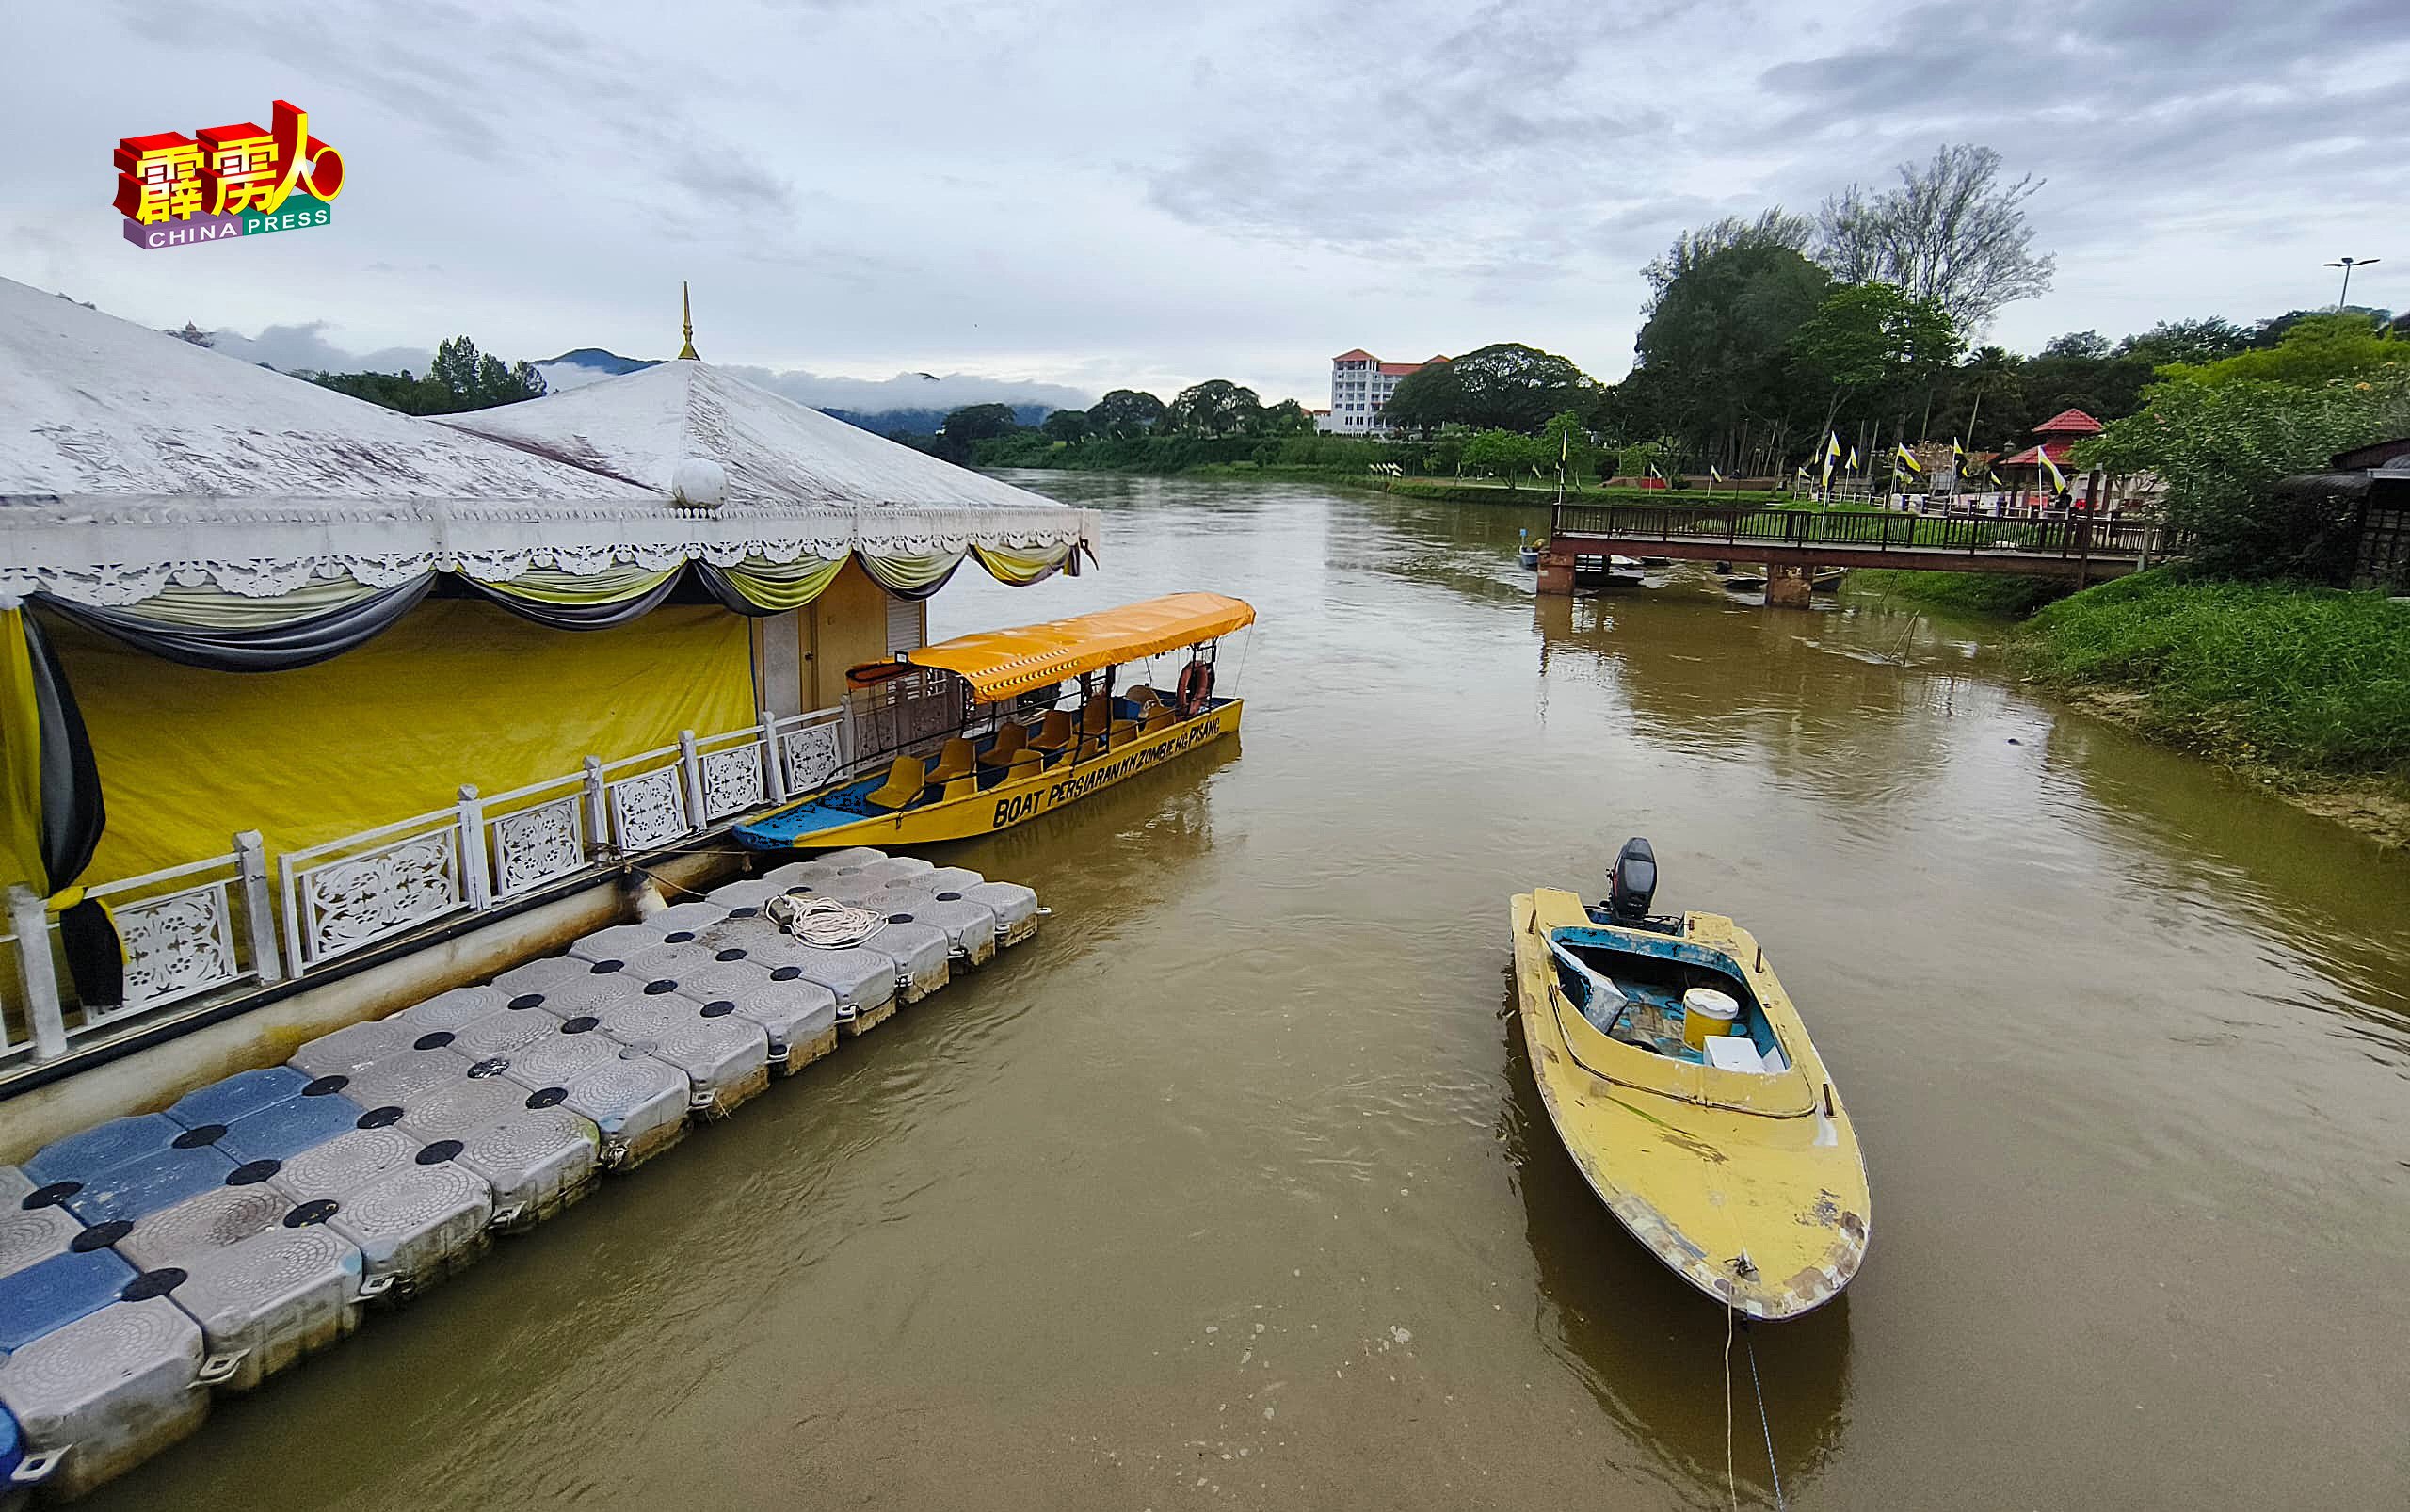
[1540,503,2180,601]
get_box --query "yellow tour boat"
[1509,840,1870,1318]
[736,592,1251,852]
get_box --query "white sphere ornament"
[671,456,726,509]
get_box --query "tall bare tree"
[1816,144,2054,331]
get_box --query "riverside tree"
[1089,388,1168,438]
[1387,343,1592,434]
[1815,143,2055,331]
[1167,379,1262,436]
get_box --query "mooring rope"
[1744,1322,1787,1511]
[1724,1305,1738,1511]
[765,893,889,949]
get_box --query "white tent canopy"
[0,278,1092,606]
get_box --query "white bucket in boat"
[1680,987,1740,1051]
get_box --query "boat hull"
[740,700,1243,851]
[1509,888,1870,1318]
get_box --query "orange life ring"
[1175,659,1214,717]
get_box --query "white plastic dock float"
[0,1297,208,1500]
[325,1155,492,1297]
[0,847,1041,1500]
[173,1218,364,1391]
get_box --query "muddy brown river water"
[104,475,2410,1509]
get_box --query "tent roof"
[0,279,1093,607]
[0,275,653,505]
[444,359,1073,516]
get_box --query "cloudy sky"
[7,0,2403,409]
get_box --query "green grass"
[1849,570,2071,617]
[2016,570,2410,779]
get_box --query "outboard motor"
[1605,837,1657,925]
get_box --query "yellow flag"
[1893,442,1922,475]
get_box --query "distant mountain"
[534,348,662,392]
[822,404,1053,437]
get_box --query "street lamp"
[2325,256,2380,310]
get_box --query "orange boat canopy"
[899,591,1255,700]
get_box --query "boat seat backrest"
[931,737,976,781]
[1079,700,1110,735]
[980,722,1029,765]
[1032,708,1074,748]
[865,755,926,812]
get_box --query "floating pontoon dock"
[0,850,1038,1503]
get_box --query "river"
[104,475,2410,1509]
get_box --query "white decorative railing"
[1,706,848,1067]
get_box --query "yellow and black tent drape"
[29,542,1081,672]
[1,602,120,1006]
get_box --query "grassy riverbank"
[1848,568,2072,616]
[2016,571,2410,842]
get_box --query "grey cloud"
[203,322,433,375]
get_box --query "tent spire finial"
[677,281,699,361]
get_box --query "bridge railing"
[1549,504,2177,559]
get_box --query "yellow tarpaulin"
[50,600,754,881]
[903,591,1254,700]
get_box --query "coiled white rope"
[764,893,889,949]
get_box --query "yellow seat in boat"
[930,737,976,783]
[1079,700,1110,738]
[864,755,925,812]
[940,774,979,802]
[979,721,1030,767]
[1030,708,1075,752]
[1004,748,1043,780]
[1141,706,1176,734]
[1110,719,1139,744]
[1129,684,1164,709]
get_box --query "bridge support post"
[1764,562,1815,608]
[1536,550,1577,595]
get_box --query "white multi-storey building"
[1319,348,1446,433]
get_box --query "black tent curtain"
[13,609,117,1007]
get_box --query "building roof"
[0,277,1092,607]
[1332,348,1375,362]
[1375,362,1426,376]
[2332,437,2410,471]
[2031,408,2103,437]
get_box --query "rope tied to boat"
[765,893,889,949]
[1744,1322,1787,1511]
[1722,1310,1788,1512]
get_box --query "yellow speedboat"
[1509,841,1870,1318]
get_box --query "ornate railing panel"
[779,721,843,794]
[490,795,588,899]
[289,827,465,968]
[114,879,242,1014]
[609,766,691,852]
[699,747,765,821]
